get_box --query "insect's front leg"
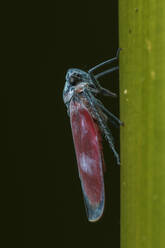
[88,48,121,74]
[88,48,122,97]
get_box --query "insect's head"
[63,68,92,105]
[66,68,90,86]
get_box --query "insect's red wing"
[70,99,105,222]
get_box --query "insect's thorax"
[63,80,91,106]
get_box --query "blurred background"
[7,1,120,247]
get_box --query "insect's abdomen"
[70,99,105,222]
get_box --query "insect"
[63,49,123,222]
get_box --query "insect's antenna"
[88,48,121,74]
[95,66,119,79]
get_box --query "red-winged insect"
[63,49,123,222]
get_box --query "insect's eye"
[69,73,82,85]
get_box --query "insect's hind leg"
[84,90,120,165]
[99,120,120,165]
[100,122,120,164]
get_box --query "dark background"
[7,1,120,247]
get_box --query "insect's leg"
[103,108,124,126]
[88,48,121,74]
[95,66,119,79]
[89,72,117,98]
[96,100,124,126]
[88,49,121,97]
[84,90,120,165]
